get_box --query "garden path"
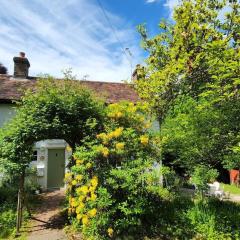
[24,190,67,240]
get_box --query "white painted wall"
[0,104,16,128]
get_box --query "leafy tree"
[136,0,240,175]
[0,73,105,232]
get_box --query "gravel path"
[25,190,67,240]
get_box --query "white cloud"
[164,0,179,17]
[0,0,143,82]
[146,0,157,3]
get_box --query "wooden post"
[15,169,25,236]
[15,189,21,236]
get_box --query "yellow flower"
[86,162,92,169]
[116,112,123,118]
[64,172,72,182]
[65,172,72,178]
[82,215,89,225]
[112,127,123,138]
[96,133,106,139]
[88,208,97,218]
[90,176,98,187]
[72,180,78,186]
[116,142,125,150]
[78,195,85,202]
[78,185,89,195]
[71,201,78,207]
[140,135,149,145]
[90,193,97,201]
[107,228,114,237]
[108,131,115,139]
[77,214,82,220]
[76,202,85,213]
[76,159,84,165]
[75,175,83,181]
[101,147,109,157]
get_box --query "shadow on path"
[22,189,67,240]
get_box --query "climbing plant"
[0,73,105,232]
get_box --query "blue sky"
[0,0,178,82]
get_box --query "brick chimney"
[13,52,30,78]
[131,64,145,82]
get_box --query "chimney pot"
[13,52,30,78]
[19,52,25,58]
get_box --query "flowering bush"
[65,101,167,239]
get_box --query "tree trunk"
[158,119,163,187]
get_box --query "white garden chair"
[207,182,224,199]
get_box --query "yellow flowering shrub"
[66,101,159,239]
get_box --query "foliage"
[0,72,105,237]
[136,0,240,175]
[0,203,17,239]
[0,179,30,239]
[161,95,240,177]
[66,101,172,239]
[0,73,105,176]
[186,199,240,239]
[190,165,219,194]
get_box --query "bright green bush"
[0,203,16,239]
[190,165,219,194]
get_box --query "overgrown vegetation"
[0,72,105,237]
[66,101,170,239]
[0,169,38,239]
[0,0,239,239]
[136,0,240,180]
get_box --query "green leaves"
[0,74,105,176]
[136,0,240,174]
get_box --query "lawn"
[221,183,240,195]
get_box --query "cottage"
[0,53,139,190]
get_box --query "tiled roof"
[0,75,139,103]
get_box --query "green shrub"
[66,102,174,239]
[186,199,240,239]
[0,203,16,239]
[190,165,219,195]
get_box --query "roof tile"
[0,75,139,103]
